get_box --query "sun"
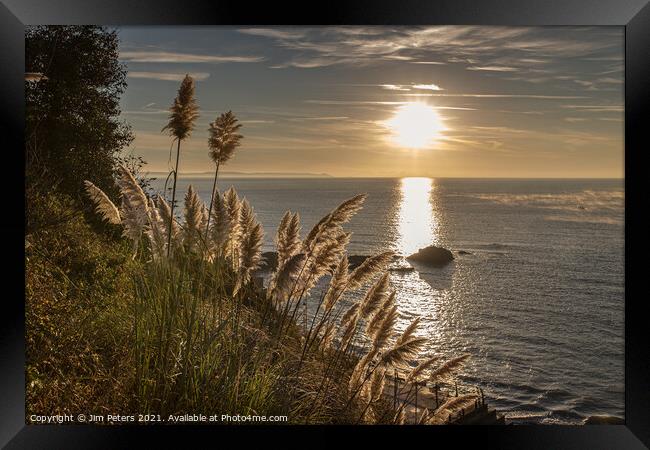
[385,102,445,148]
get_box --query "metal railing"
[388,370,487,423]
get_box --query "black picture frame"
[3,0,649,447]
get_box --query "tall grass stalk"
[162,75,199,257]
[205,111,243,239]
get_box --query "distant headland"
[148,171,333,179]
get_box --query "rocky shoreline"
[259,245,464,273]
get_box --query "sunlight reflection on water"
[390,177,450,351]
[395,177,439,256]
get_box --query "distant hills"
[148,171,333,178]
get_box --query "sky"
[117,26,624,178]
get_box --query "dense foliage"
[26,25,133,208]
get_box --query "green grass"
[26,192,138,415]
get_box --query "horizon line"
[145,172,624,180]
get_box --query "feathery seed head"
[208,188,231,253]
[430,394,479,424]
[360,272,391,319]
[379,337,428,368]
[323,255,349,312]
[365,290,397,341]
[183,185,205,253]
[84,180,121,225]
[145,206,167,261]
[370,303,399,350]
[224,187,241,234]
[303,194,366,252]
[348,251,394,289]
[268,252,306,302]
[428,354,471,384]
[396,317,421,347]
[116,165,150,249]
[349,348,378,393]
[234,201,264,293]
[406,355,440,383]
[276,211,302,267]
[162,74,199,140]
[370,368,386,402]
[208,110,243,165]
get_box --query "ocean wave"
[505,411,548,421]
[543,214,623,225]
[505,409,584,425]
[466,190,624,214]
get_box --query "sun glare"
[385,102,445,149]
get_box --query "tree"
[26,26,133,201]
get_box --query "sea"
[151,176,625,424]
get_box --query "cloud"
[238,28,307,40]
[412,83,442,91]
[434,106,477,111]
[240,119,276,124]
[401,93,587,99]
[560,105,623,112]
[123,109,168,115]
[123,106,250,116]
[470,126,528,134]
[304,100,409,106]
[409,61,446,65]
[360,83,442,91]
[597,77,622,84]
[381,84,411,91]
[234,26,620,69]
[127,71,210,81]
[582,56,623,61]
[518,58,550,64]
[288,116,350,121]
[120,50,264,64]
[573,79,597,89]
[468,66,519,72]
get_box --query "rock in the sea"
[583,415,624,425]
[406,245,454,267]
[457,250,472,255]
